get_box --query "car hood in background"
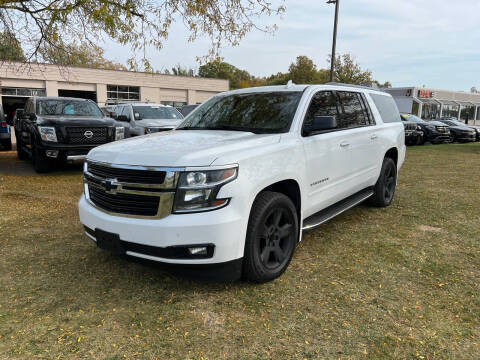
[87,130,281,167]
[37,116,117,127]
[135,118,183,128]
[424,121,448,127]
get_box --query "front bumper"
[78,195,247,266]
[427,132,450,143]
[455,133,477,142]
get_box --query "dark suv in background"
[15,97,124,172]
[437,117,478,142]
[400,114,450,144]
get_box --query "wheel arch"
[257,179,302,224]
[384,147,398,166]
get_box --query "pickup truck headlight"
[115,127,125,140]
[38,126,57,142]
[173,167,238,213]
[145,127,158,134]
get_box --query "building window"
[442,104,460,119]
[1,87,46,97]
[106,85,140,102]
[460,106,475,121]
[421,103,441,120]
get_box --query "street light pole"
[327,0,340,82]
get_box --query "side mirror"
[304,116,337,136]
[134,112,141,120]
[116,115,130,122]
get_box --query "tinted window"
[133,106,183,120]
[336,91,368,128]
[370,94,400,123]
[303,91,339,133]
[178,92,302,134]
[37,99,103,117]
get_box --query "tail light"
[1,121,7,128]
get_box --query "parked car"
[400,113,450,144]
[113,103,184,137]
[79,83,405,282]
[100,105,117,118]
[437,117,479,142]
[400,115,423,145]
[15,96,125,172]
[436,118,477,143]
[180,104,199,117]
[0,107,12,150]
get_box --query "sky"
[103,0,480,91]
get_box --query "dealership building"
[0,61,229,118]
[384,87,480,124]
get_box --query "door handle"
[340,142,350,147]
[370,134,378,140]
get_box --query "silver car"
[113,103,184,137]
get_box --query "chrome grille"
[436,126,448,133]
[66,127,109,144]
[84,161,180,219]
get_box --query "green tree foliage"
[199,60,253,89]
[331,54,373,85]
[0,0,285,68]
[39,42,126,70]
[0,32,26,61]
[165,64,196,77]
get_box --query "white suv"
[79,84,405,283]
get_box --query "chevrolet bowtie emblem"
[103,179,119,194]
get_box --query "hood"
[37,116,116,127]
[424,121,447,127]
[135,118,183,128]
[87,130,281,167]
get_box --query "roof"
[33,96,92,102]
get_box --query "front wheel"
[243,191,298,283]
[1,138,12,151]
[369,157,397,208]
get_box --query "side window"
[123,106,132,120]
[115,106,125,118]
[336,91,368,128]
[359,93,375,125]
[369,94,401,123]
[303,91,339,134]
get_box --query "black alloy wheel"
[369,157,397,208]
[243,191,298,283]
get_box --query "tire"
[243,191,299,283]
[1,138,12,151]
[32,144,51,173]
[416,134,424,146]
[369,157,397,208]
[15,133,28,160]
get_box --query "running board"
[302,187,374,231]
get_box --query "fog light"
[188,247,208,256]
[46,150,59,158]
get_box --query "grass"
[0,143,479,359]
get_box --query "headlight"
[38,126,57,142]
[173,167,238,213]
[417,125,422,131]
[426,125,436,131]
[115,127,125,140]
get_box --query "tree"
[0,0,285,68]
[199,60,253,89]
[39,42,126,70]
[166,64,196,77]
[0,32,26,61]
[288,56,317,84]
[331,54,373,85]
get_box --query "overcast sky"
[104,0,480,91]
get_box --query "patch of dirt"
[194,309,225,330]
[418,225,445,233]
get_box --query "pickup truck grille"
[66,127,109,144]
[84,161,178,218]
[88,186,160,216]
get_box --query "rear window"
[370,94,400,123]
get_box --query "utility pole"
[327,0,340,82]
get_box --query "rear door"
[336,91,378,187]
[301,90,356,216]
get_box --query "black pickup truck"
[15,96,124,172]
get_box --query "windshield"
[178,92,302,134]
[37,99,103,117]
[439,120,458,126]
[450,120,467,127]
[133,106,183,120]
[401,114,424,123]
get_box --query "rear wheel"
[369,157,397,208]
[243,191,298,283]
[1,138,12,151]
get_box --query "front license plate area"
[95,228,125,255]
